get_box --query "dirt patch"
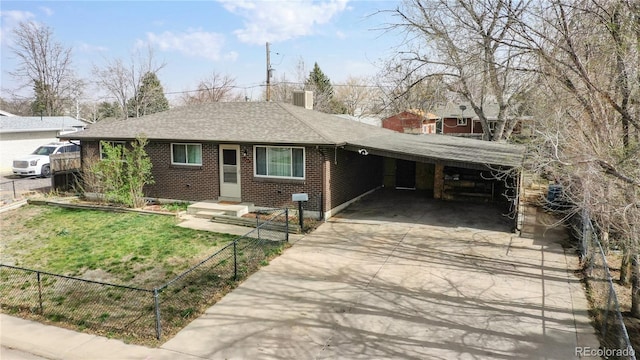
[0,205,49,265]
[82,269,117,283]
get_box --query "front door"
[219,144,241,200]
[395,159,416,190]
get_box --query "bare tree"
[521,0,640,317]
[333,76,378,117]
[9,21,81,116]
[267,57,307,103]
[269,73,300,103]
[374,59,447,117]
[0,96,32,116]
[181,72,238,105]
[92,46,165,119]
[386,0,533,140]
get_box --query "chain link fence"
[0,208,289,341]
[0,265,156,338]
[0,180,18,205]
[578,214,637,359]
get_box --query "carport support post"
[434,162,445,199]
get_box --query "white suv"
[12,142,80,178]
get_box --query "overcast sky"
[0,0,401,103]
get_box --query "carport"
[344,133,525,223]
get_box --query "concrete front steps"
[186,200,301,234]
[187,200,253,219]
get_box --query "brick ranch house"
[64,100,525,221]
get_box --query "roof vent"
[293,91,313,110]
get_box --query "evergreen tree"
[97,101,122,120]
[127,72,169,118]
[305,62,337,113]
[30,80,49,116]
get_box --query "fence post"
[12,181,16,199]
[153,289,161,340]
[37,271,43,314]
[285,208,289,243]
[233,241,238,280]
[256,214,260,240]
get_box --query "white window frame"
[99,141,126,159]
[457,118,467,126]
[171,143,203,166]
[253,145,305,180]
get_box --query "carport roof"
[346,132,525,168]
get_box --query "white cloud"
[143,29,227,61]
[77,42,108,53]
[218,0,349,45]
[224,51,239,62]
[0,10,35,45]
[39,7,54,16]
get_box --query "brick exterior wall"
[80,141,384,213]
[144,142,219,201]
[324,147,383,211]
[382,112,424,134]
[442,117,473,134]
[239,144,324,212]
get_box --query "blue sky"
[1,0,401,103]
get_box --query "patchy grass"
[0,203,288,345]
[1,205,236,287]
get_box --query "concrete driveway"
[162,190,597,359]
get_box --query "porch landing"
[187,200,254,218]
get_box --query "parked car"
[12,142,80,178]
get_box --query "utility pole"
[266,42,271,102]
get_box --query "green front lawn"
[1,205,237,287]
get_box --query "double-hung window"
[172,143,202,165]
[255,146,304,179]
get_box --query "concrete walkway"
[1,190,599,359]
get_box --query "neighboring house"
[429,102,492,137]
[63,99,525,220]
[382,110,439,135]
[432,101,530,138]
[0,115,86,174]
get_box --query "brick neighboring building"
[383,102,514,138]
[382,110,438,135]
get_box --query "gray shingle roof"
[0,116,87,133]
[67,102,390,145]
[348,132,525,168]
[64,101,524,168]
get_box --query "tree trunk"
[632,254,640,318]
[620,249,631,284]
